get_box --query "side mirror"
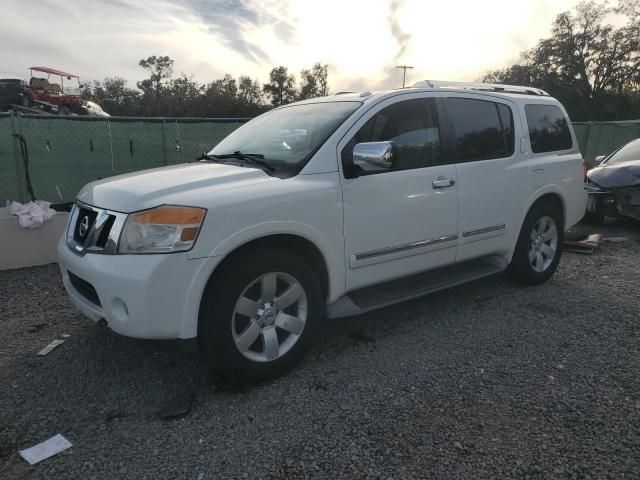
[350,141,396,176]
[594,155,606,165]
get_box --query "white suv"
[58,81,587,379]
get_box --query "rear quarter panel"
[504,99,586,260]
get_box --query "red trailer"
[21,66,84,114]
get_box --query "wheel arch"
[507,187,567,262]
[207,234,330,299]
[521,188,567,229]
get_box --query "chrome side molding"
[354,234,458,261]
[462,223,506,238]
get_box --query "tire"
[58,106,71,115]
[199,249,324,380]
[507,202,564,285]
[20,93,32,107]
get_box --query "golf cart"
[21,66,84,114]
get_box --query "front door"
[338,94,459,291]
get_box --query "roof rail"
[412,80,549,96]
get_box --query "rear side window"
[447,98,514,162]
[525,104,572,153]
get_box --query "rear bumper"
[58,235,217,340]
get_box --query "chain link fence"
[1,112,639,204]
[2,112,248,203]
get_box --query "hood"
[587,160,640,189]
[76,162,276,212]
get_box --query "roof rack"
[412,80,549,96]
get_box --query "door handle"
[432,178,455,189]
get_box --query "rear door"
[443,94,519,261]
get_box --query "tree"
[237,76,265,116]
[137,55,175,112]
[298,63,329,100]
[166,74,203,116]
[483,1,640,120]
[263,66,297,107]
[82,77,140,116]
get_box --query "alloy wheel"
[528,215,558,273]
[231,272,308,362]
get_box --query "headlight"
[118,205,206,254]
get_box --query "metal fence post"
[175,119,180,164]
[162,119,167,165]
[582,122,593,165]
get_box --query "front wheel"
[508,203,563,285]
[20,93,32,107]
[199,250,323,380]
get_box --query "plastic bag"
[6,200,56,229]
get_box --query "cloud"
[175,0,297,64]
[0,0,584,92]
[388,0,411,62]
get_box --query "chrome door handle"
[432,178,455,189]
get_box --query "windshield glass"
[210,101,361,168]
[606,139,640,165]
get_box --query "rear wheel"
[508,203,563,285]
[199,250,323,380]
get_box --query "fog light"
[111,298,129,323]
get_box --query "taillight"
[582,159,588,182]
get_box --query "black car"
[0,77,27,110]
[585,138,640,221]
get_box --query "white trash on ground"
[6,200,56,229]
[19,434,73,465]
[36,339,65,356]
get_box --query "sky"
[0,0,582,91]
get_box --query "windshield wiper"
[198,151,275,171]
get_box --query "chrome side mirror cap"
[351,141,396,175]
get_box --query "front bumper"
[585,184,618,218]
[58,235,213,340]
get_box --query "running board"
[326,255,507,319]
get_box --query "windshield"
[606,139,640,165]
[210,101,361,169]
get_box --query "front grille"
[73,207,98,244]
[96,215,116,247]
[68,271,101,307]
[67,202,123,255]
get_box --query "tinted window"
[525,104,572,153]
[606,139,640,165]
[447,98,514,161]
[342,98,442,172]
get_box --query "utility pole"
[395,65,414,88]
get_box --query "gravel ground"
[1,219,639,479]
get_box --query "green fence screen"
[2,113,247,203]
[573,121,640,166]
[1,112,639,204]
